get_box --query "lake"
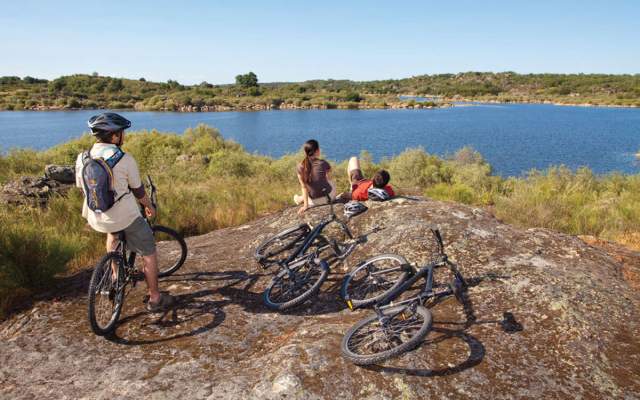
[1,104,639,176]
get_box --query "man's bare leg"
[142,252,161,304]
[106,233,119,282]
[347,156,360,182]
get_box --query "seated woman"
[294,139,336,214]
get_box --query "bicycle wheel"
[254,224,310,266]
[341,254,411,310]
[263,257,329,310]
[88,252,126,336]
[341,305,432,365]
[152,225,188,277]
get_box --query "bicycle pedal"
[346,299,354,310]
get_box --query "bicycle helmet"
[367,187,391,201]
[88,112,131,134]
[343,201,368,218]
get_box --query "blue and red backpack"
[81,148,127,213]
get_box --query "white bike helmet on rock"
[343,201,368,218]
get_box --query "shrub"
[0,212,82,317]
[344,92,362,102]
[427,182,476,204]
[386,148,449,187]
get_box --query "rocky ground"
[1,198,639,399]
[0,165,75,206]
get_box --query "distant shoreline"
[449,98,639,109]
[3,73,638,111]
[4,99,638,112]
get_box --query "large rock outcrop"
[1,198,639,399]
[0,165,75,206]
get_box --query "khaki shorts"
[122,217,156,256]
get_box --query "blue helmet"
[88,113,131,135]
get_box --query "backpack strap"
[113,188,131,204]
[105,147,130,203]
[82,150,92,164]
[105,147,125,169]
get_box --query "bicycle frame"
[373,229,467,316]
[279,195,355,266]
[113,174,157,286]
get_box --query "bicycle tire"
[341,305,432,365]
[152,225,188,277]
[254,224,311,266]
[88,252,126,336]
[263,258,329,310]
[341,254,411,309]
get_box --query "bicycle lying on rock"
[254,194,381,311]
[87,176,188,336]
[340,228,468,365]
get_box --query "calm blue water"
[1,104,639,176]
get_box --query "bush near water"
[1,124,639,317]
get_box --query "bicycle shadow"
[106,270,263,345]
[273,226,395,316]
[361,272,522,377]
[259,252,365,317]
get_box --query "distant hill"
[0,72,638,111]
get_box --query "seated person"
[346,156,395,201]
[293,139,336,214]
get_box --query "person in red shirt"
[345,156,395,201]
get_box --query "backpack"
[81,148,127,213]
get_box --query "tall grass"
[1,125,639,318]
[494,168,640,240]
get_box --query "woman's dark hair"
[372,170,390,188]
[301,139,319,184]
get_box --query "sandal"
[146,293,175,313]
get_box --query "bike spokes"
[92,260,122,330]
[350,261,405,301]
[270,262,322,303]
[347,308,426,355]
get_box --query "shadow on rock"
[106,269,266,345]
[362,272,522,377]
[366,328,486,377]
[106,289,227,346]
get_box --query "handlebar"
[147,175,157,209]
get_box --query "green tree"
[235,72,258,88]
[107,78,124,92]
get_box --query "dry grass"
[1,125,638,318]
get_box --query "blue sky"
[1,0,638,84]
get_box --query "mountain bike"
[340,228,467,365]
[87,176,188,336]
[255,194,381,311]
